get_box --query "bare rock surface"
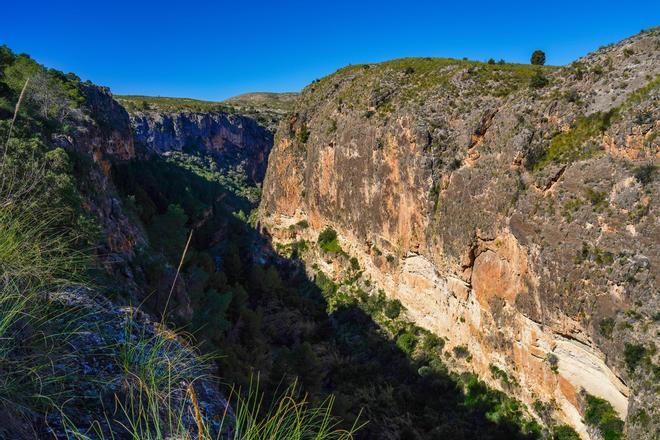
[259,28,660,438]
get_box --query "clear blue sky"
[2,1,658,101]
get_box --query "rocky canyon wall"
[130,111,274,182]
[259,29,660,438]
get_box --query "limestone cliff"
[260,29,659,438]
[53,84,145,288]
[129,111,274,183]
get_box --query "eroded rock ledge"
[259,29,659,438]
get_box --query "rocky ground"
[259,28,659,438]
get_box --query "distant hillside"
[116,94,233,113]
[116,92,298,132]
[223,92,298,113]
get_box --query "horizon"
[2,1,658,101]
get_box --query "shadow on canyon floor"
[111,154,540,440]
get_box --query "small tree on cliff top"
[531,50,546,66]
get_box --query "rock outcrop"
[259,29,659,438]
[53,84,145,291]
[130,111,274,182]
[35,288,229,439]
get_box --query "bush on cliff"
[584,394,624,440]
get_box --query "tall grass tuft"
[0,75,89,418]
[229,378,363,440]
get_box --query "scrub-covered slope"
[260,28,659,438]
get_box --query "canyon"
[258,28,659,438]
[0,27,658,440]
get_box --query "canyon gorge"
[0,26,658,440]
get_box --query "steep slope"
[260,28,660,438]
[0,48,231,438]
[129,111,273,182]
[118,92,296,134]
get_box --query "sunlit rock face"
[260,29,660,438]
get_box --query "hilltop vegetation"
[117,92,297,132]
[117,94,235,113]
[223,91,298,113]
[299,56,557,115]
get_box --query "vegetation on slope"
[117,95,236,113]
[113,140,583,438]
[300,56,558,117]
[0,45,356,439]
[117,92,297,132]
[584,394,624,440]
[223,91,298,113]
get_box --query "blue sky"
[2,1,658,101]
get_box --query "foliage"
[0,45,83,125]
[531,110,616,171]
[599,318,615,338]
[318,226,343,253]
[633,163,657,185]
[230,380,362,440]
[148,204,190,261]
[297,123,310,144]
[584,188,608,211]
[583,394,624,440]
[531,50,546,66]
[0,57,94,428]
[383,299,402,319]
[552,425,580,439]
[396,331,417,355]
[453,345,471,359]
[623,343,647,372]
[117,94,236,113]
[530,69,549,88]
[489,364,518,388]
[314,56,558,112]
[546,354,559,373]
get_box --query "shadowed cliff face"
[260,29,660,438]
[130,111,274,183]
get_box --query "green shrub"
[489,364,518,387]
[546,354,559,373]
[384,299,403,319]
[532,110,615,171]
[624,343,647,372]
[421,332,445,353]
[599,318,615,338]
[584,394,624,440]
[396,331,417,355]
[531,50,546,66]
[633,163,656,185]
[584,188,608,211]
[562,198,582,222]
[453,345,470,358]
[530,69,549,88]
[552,424,580,440]
[297,123,310,144]
[318,226,343,253]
